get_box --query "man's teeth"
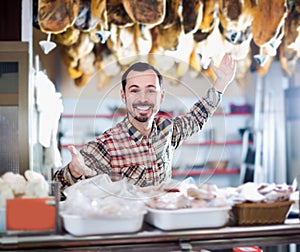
[137,106,150,111]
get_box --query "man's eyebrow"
[128,84,157,89]
[128,84,139,89]
[145,83,158,88]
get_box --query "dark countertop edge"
[1,220,300,250]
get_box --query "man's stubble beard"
[134,115,149,123]
[128,100,156,123]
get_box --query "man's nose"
[139,91,148,101]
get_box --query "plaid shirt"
[53,88,221,193]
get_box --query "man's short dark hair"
[121,62,163,92]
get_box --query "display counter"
[1,219,300,251]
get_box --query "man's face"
[121,69,164,123]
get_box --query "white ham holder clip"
[254,22,284,66]
[266,19,285,56]
[198,53,212,70]
[253,47,269,66]
[95,26,111,44]
[39,33,57,55]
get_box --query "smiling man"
[53,54,236,197]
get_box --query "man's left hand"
[210,54,237,93]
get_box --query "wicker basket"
[232,200,294,226]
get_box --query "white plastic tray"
[61,214,145,236]
[145,206,231,231]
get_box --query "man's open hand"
[68,145,97,178]
[210,54,237,93]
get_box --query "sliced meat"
[38,0,80,34]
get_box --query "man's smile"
[133,103,154,112]
[136,105,152,111]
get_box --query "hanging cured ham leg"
[106,0,134,26]
[181,0,203,34]
[157,0,181,51]
[38,0,80,33]
[38,0,80,54]
[193,0,217,43]
[252,0,287,47]
[122,0,166,26]
[251,0,287,68]
[217,0,256,83]
[279,0,300,76]
[190,0,218,77]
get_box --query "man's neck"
[129,117,153,136]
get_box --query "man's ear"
[120,89,126,103]
[160,89,165,104]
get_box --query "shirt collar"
[123,116,158,143]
